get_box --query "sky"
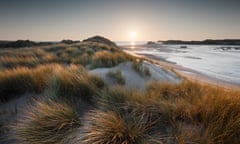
[0,0,240,41]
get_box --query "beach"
[120,44,240,89]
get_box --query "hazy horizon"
[1,0,240,41]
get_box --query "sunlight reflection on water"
[130,41,135,49]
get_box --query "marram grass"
[45,65,106,103]
[9,99,81,144]
[73,110,164,144]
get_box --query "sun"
[129,31,137,39]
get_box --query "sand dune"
[90,61,181,90]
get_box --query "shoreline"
[121,45,240,90]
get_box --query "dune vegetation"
[9,99,81,144]
[0,38,134,70]
[0,36,240,144]
[107,69,125,85]
[132,59,151,77]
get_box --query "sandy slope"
[90,61,181,90]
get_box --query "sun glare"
[130,31,137,39]
[129,31,137,48]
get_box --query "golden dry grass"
[9,99,81,144]
[91,50,133,68]
[45,64,106,103]
[0,42,134,70]
[0,64,56,102]
[75,110,164,144]
[0,63,105,103]
[146,81,240,144]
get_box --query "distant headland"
[160,39,240,45]
[0,39,80,48]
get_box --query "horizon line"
[1,38,240,42]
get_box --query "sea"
[116,41,240,85]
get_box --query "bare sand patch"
[90,61,181,90]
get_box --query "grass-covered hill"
[0,36,240,144]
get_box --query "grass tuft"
[0,67,35,102]
[46,65,105,103]
[0,64,56,102]
[9,99,81,144]
[78,110,160,144]
[132,59,151,76]
[107,69,125,85]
